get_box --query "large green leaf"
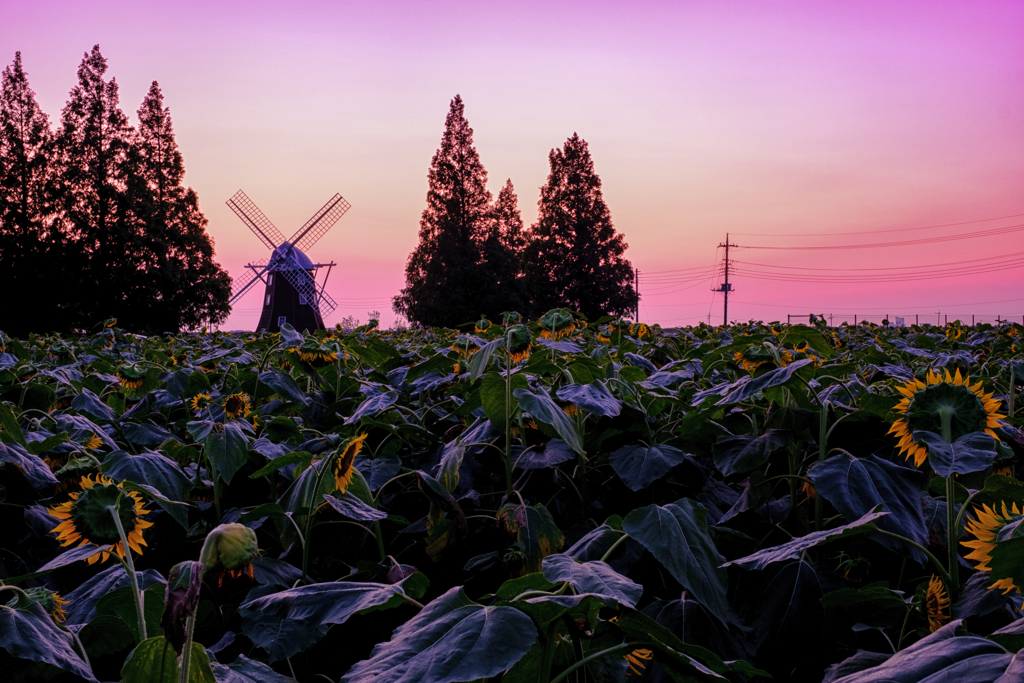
[828,620,1014,682]
[121,636,215,683]
[541,553,642,607]
[513,388,584,455]
[609,443,695,491]
[257,370,310,405]
[716,359,814,405]
[480,370,528,430]
[205,421,252,485]
[323,492,388,521]
[722,510,888,570]
[95,583,166,644]
[0,440,58,490]
[0,601,97,681]
[712,430,788,477]
[0,401,28,447]
[239,580,410,662]
[554,381,622,416]
[340,586,537,683]
[622,499,732,625]
[102,449,192,528]
[210,654,293,682]
[819,581,908,628]
[808,453,929,564]
[913,431,998,477]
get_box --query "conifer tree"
[51,45,138,330]
[130,82,230,331]
[478,179,528,318]
[524,133,635,321]
[0,52,57,334]
[393,95,494,328]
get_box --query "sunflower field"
[1,313,1024,683]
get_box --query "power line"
[738,223,1024,251]
[733,250,1024,273]
[729,212,1024,237]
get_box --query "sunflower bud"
[199,523,258,572]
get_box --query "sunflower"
[332,433,367,494]
[451,336,480,357]
[297,339,341,365]
[475,317,492,334]
[190,393,212,412]
[924,575,949,632]
[222,392,252,420]
[502,311,522,326]
[48,474,152,565]
[506,324,532,364]
[962,501,1024,594]
[624,648,653,677]
[22,588,69,623]
[116,364,145,391]
[82,434,103,450]
[630,323,651,339]
[539,309,579,341]
[563,404,581,418]
[887,369,1005,467]
[801,481,816,499]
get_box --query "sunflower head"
[48,474,152,565]
[16,588,69,624]
[538,308,579,341]
[474,316,492,334]
[297,339,339,366]
[82,434,103,450]
[624,648,653,677]
[451,336,480,357]
[962,501,1024,594]
[887,369,1006,467]
[222,392,252,420]
[116,364,145,392]
[502,311,522,326]
[332,433,367,494]
[924,575,949,632]
[629,323,651,339]
[190,393,212,412]
[200,523,259,573]
[506,324,532,364]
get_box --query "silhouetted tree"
[0,52,58,335]
[129,82,230,331]
[478,179,528,318]
[524,133,635,320]
[393,95,494,328]
[51,45,139,331]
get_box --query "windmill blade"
[229,259,268,304]
[226,190,287,250]
[289,193,351,253]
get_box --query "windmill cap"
[270,242,315,270]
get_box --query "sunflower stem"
[505,333,513,500]
[110,503,146,643]
[373,520,386,562]
[178,612,195,683]
[548,643,638,683]
[302,459,330,583]
[872,529,951,589]
[940,408,959,600]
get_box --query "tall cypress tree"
[393,95,494,328]
[130,82,230,331]
[478,179,528,318]
[0,52,57,334]
[51,45,137,330]
[524,133,635,321]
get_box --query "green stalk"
[548,643,637,683]
[505,332,513,499]
[373,520,387,562]
[178,613,195,683]
[302,459,330,583]
[873,529,952,589]
[538,621,560,683]
[815,400,828,531]
[940,408,959,600]
[110,502,146,643]
[1010,366,1016,420]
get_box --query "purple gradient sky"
[5,1,1024,328]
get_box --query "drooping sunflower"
[82,434,103,450]
[451,336,480,357]
[48,474,153,565]
[925,575,949,632]
[887,369,1005,467]
[630,323,651,339]
[475,316,492,334]
[296,339,341,366]
[962,501,1024,594]
[506,324,532,364]
[502,311,522,326]
[116,364,145,392]
[624,648,653,677]
[222,392,252,420]
[22,587,69,624]
[539,309,579,341]
[332,433,368,494]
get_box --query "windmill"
[227,190,350,332]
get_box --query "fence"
[785,314,1024,327]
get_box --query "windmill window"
[265,294,271,306]
[267,274,274,285]
[278,316,287,327]
[299,294,308,305]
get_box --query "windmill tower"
[227,190,350,332]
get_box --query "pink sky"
[5,1,1024,328]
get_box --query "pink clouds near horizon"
[4,0,1023,329]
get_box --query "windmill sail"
[226,190,288,250]
[290,194,351,252]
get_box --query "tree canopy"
[0,47,230,335]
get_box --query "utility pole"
[634,268,640,322]
[712,234,735,326]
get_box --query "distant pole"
[634,268,640,321]
[713,234,735,326]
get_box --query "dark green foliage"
[524,133,636,320]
